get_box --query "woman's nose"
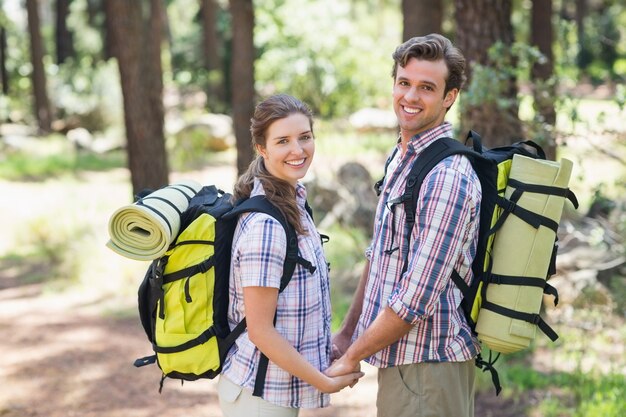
[290,140,304,154]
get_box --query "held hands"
[319,368,364,394]
[323,348,363,392]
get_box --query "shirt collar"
[406,121,454,155]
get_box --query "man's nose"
[404,86,420,101]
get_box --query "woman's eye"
[300,135,312,141]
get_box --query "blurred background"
[0,0,624,416]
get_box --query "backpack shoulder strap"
[227,195,314,398]
[228,195,306,292]
[403,137,479,237]
[374,146,400,196]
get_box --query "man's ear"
[443,88,459,109]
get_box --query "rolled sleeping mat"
[106,180,203,261]
[475,154,573,354]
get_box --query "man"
[327,34,481,417]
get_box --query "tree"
[26,0,52,132]
[0,23,8,96]
[105,0,169,196]
[229,0,255,176]
[56,0,75,64]
[402,0,443,41]
[454,0,523,148]
[531,0,557,160]
[200,0,227,112]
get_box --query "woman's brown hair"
[232,94,314,235]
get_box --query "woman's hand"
[317,371,364,393]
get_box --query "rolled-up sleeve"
[388,163,478,324]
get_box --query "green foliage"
[0,143,125,181]
[464,42,544,109]
[1,214,92,287]
[514,367,626,417]
[255,0,400,117]
[323,223,369,331]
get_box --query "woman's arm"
[243,286,363,393]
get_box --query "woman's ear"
[256,144,267,159]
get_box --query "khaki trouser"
[218,376,299,417]
[376,360,475,417]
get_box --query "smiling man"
[328,34,482,417]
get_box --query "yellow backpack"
[134,185,316,393]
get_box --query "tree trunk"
[229,0,255,176]
[56,0,75,64]
[454,0,522,148]
[105,0,169,197]
[575,0,590,72]
[402,0,443,41]
[0,25,8,96]
[26,0,52,132]
[200,0,227,112]
[531,0,557,160]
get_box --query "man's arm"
[327,306,412,376]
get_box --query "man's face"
[392,57,458,141]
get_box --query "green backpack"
[134,185,318,394]
[376,131,578,394]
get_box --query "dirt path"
[0,281,381,417]
[0,281,518,417]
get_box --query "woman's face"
[256,113,315,187]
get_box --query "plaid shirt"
[354,122,482,367]
[222,179,332,408]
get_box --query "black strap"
[134,354,157,368]
[153,326,216,354]
[481,301,559,341]
[137,200,173,236]
[475,351,502,396]
[487,273,547,288]
[544,282,559,306]
[490,194,560,234]
[226,195,315,397]
[374,147,399,196]
[508,179,579,209]
[400,137,477,274]
[450,269,470,296]
[162,257,215,284]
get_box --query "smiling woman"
[256,112,315,187]
[219,94,363,417]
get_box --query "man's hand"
[325,352,361,378]
[331,330,352,361]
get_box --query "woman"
[218,94,363,416]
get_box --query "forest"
[0,0,625,416]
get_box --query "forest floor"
[0,279,533,417]
[1,124,625,416]
[0,166,536,417]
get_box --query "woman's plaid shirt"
[221,180,332,408]
[354,122,482,367]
